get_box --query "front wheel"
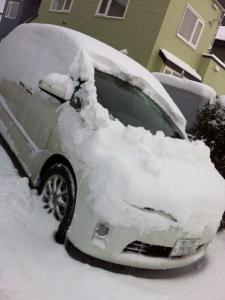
[38,164,77,244]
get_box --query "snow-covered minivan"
[0,24,224,270]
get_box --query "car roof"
[0,23,187,135]
[153,73,217,132]
[153,72,216,100]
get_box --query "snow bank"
[0,23,186,135]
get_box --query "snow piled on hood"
[58,63,225,237]
[0,23,186,135]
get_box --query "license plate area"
[170,239,200,257]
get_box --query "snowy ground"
[0,145,225,300]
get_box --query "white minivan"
[0,24,224,270]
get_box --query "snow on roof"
[216,26,225,41]
[0,23,186,134]
[160,49,202,81]
[153,72,216,100]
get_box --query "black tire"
[38,164,77,244]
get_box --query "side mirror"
[38,73,74,103]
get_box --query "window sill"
[5,16,17,19]
[177,33,198,50]
[95,14,125,20]
[49,9,71,14]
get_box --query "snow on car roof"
[0,23,186,135]
[154,72,217,100]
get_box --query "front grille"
[123,241,205,258]
[123,241,172,258]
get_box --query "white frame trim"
[5,1,20,19]
[177,4,205,49]
[49,0,74,13]
[95,0,130,20]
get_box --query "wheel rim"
[41,174,68,221]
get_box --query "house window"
[96,0,129,19]
[5,1,20,19]
[50,0,73,12]
[0,0,7,14]
[177,5,204,48]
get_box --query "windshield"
[95,71,183,138]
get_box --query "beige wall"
[199,56,225,95]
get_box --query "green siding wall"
[35,0,170,66]
[147,0,222,73]
[199,56,225,95]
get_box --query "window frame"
[5,1,20,19]
[95,0,130,20]
[177,5,205,49]
[49,0,74,13]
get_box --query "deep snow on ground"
[0,145,225,300]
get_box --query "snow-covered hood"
[59,104,225,237]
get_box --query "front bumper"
[66,203,212,270]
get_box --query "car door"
[0,79,35,175]
[13,83,62,169]
[0,78,62,175]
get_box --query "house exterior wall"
[0,0,41,40]
[35,0,170,66]
[147,0,222,73]
[199,55,225,95]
